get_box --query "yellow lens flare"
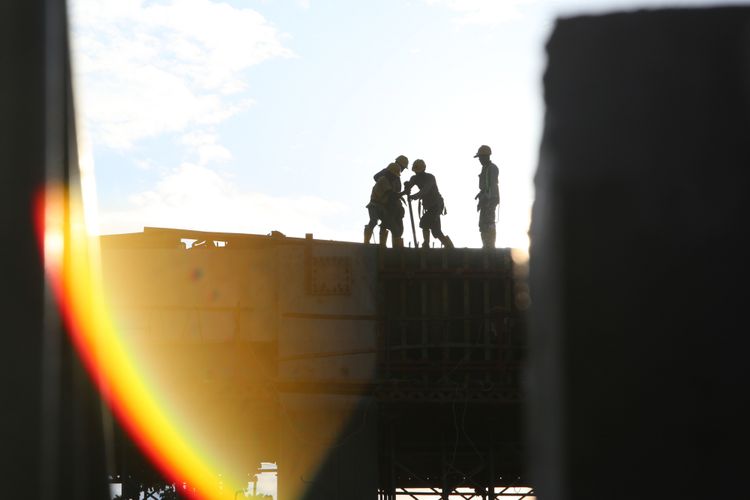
[37,184,235,499]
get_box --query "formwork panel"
[276,242,379,387]
[101,247,280,343]
[274,241,380,498]
[378,249,517,398]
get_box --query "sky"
[68,0,748,251]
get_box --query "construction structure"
[100,227,530,499]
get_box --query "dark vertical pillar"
[1,3,46,498]
[529,7,750,500]
[0,0,109,497]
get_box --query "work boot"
[394,237,404,248]
[364,225,373,244]
[421,229,430,248]
[439,235,454,249]
[379,227,389,248]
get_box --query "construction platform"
[99,227,530,499]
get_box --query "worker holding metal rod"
[401,159,454,249]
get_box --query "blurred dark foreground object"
[529,7,750,500]
[1,1,110,498]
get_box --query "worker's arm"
[401,175,417,196]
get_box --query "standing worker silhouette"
[401,159,454,248]
[365,162,405,248]
[474,145,499,249]
[370,155,408,247]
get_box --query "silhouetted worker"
[372,155,408,247]
[401,159,454,248]
[474,145,499,248]
[365,162,404,247]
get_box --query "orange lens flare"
[36,184,231,499]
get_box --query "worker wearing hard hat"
[370,155,408,247]
[474,145,499,249]
[394,155,409,175]
[401,159,454,249]
[365,162,405,248]
[374,155,409,194]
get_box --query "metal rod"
[407,195,419,248]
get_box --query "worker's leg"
[421,228,430,248]
[432,227,454,249]
[428,205,454,249]
[487,226,496,248]
[365,207,380,244]
[419,206,436,248]
[379,225,389,248]
[391,216,404,248]
[429,209,443,239]
[432,223,454,249]
[478,203,497,249]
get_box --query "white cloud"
[97,164,348,239]
[180,130,232,165]
[134,158,156,170]
[423,0,537,25]
[70,0,293,149]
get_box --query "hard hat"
[395,155,409,170]
[474,145,492,157]
[412,159,426,173]
[387,162,401,176]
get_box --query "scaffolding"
[377,249,528,499]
